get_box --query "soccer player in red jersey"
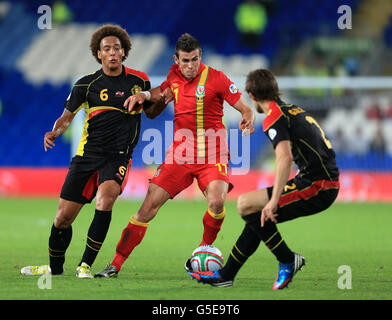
[95,33,255,277]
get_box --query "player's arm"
[261,140,293,226]
[232,97,255,136]
[124,86,171,118]
[44,109,75,152]
[142,87,172,119]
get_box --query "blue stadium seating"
[1,0,390,171]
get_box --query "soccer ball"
[190,245,224,272]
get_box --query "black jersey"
[263,99,339,181]
[64,65,150,159]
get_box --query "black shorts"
[60,154,132,204]
[267,176,340,223]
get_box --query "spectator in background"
[369,126,386,156]
[52,0,73,25]
[235,0,268,50]
[366,103,384,121]
[330,128,348,154]
[346,127,369,155]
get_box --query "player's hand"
[123,92,146,113]
[161,87,173,104]
[261,200,278,226]
[44,131,57,152]
[239,118,255,136]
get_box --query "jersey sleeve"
[64,79,88,113]
[263,111,290,149]
[160,80,170,92]
[215,71,242,106]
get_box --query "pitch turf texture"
[0,198,391,300]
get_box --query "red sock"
[111,217,149,271]
[200,208,225,246]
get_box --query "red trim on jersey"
[279,179,340,208]
[263,101,284,132]
[89,108,113,119]
[124,67,149,81]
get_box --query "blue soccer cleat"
[272,253,306,290]
[189,270,233,288]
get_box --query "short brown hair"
[175,33,201,57]
[90,24,131,64]
[245,69,281,101]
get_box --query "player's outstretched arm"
[44,109,75,152]
[124,87,166,112]
[232,97,255,136]
[261,140,293,226]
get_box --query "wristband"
[141,91,151,101]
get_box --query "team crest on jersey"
[196,85,205,97]
[131,84,142,95]
[116,91,124,97]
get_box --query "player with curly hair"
[20,24,165,278]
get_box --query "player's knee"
[54,211,73,229]
[135,200,160,223]
[207,197,225,215]
[95,193,117,211]
[237,194,249,217]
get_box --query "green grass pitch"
[0,198,391,300]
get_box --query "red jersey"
[160,62,241,164]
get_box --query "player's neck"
[259,100,273,113]
[102,64,123,77]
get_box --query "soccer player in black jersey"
[189,69,340,289]
[21,25,165,278]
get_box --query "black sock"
[219,223,261,280]
[80,209,112,267]
[243,212,294,264]
[48,224,72,275]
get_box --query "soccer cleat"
[184,258,192,272]
[76,262,94,279]
[272,253,306,290]
[189,270,233,288]
[21,265,52,276]
[94,264,118,278]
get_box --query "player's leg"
[196,163,233,246]
[21,198,82,276]
[190,188,296,287]
[79,158,131,276]
[108,182,171,273]
[77,180,120,277]
[200,179,228,245]
[95,162,194,277]
[49,198,83,274]
[237,188,294,264]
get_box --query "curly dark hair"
[175,33,201,57]
[90,24,131,64]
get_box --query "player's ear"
[174,54,179,65]
[97,50,102,60]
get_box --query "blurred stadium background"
[0,0,392,202]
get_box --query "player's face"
[174,49,201,80]
[98,36,124,72]
[248,92,264,113]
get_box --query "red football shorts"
[150,162,233,198]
